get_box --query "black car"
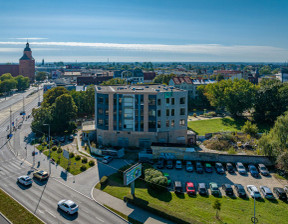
[215,163,225,174]
[248,164,260,178]
[222,184,234,196]
[258,164,269,176]
[234,184,246,198]
[273,187,287,200]
[226,163,234,173]
[166,160,173,169]
[196,162,204,173]
[156,159,164,169]
[198,183,208,195]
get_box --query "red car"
[186,182,196,195]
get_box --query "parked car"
[215,163,225,174]
[102,156,113,164]
[57,200,79,215]
[248,164,259,178]
[222,184,234,196]
[33,170,49,181]
[163,173,171,186]
[166,160,173,169]
[234,184,246,198]
[260,186,274,199]
[236,162,247,175]
[209,182,220,196]
[258,164,269,176]
[156,159,164,169]
[59,136,65,143]
[247,185,261,199]
[198,183,208,195]
[196,162,204,173]
[186,182,196,195]
[205,163,213,173]
[226,163,234,173]
[284,185,288,194]
[273,187,287,200]
[17,175,33,186]
[175,160,182,169]
[174,181,182,193]
[186,161,193,172]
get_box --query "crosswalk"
[0,157,31,180]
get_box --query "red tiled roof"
[172,76,193,85]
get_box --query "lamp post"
[43,124,51,174]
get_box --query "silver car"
[17,175,33,186]
[236,162,246,175]
[260,186,274,199]
[58,200,79,215]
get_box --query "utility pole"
[44,124,51,174]
[9,107,12,135]
[22,96,25,120]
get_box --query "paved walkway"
[93,189,174,224]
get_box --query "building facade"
[95,85,188,148]
[19,42,35,81]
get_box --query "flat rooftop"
[95,85,185,93]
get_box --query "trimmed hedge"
[82,157,88,163]
[80,165,87,171]
[123,194,198,224]
[89,160,95,166]
[75,155,81,161]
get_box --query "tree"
[31,107,53,136]
[212,199,221,219]
[14,75,30,91]
[153,74,176,85]
[0,78,17,93]
[35,72,47,81]
[259,65,272,75]
[101,78,126,85]
[0,73,13,81]
[42,87,69,108]
[241,121,258,137]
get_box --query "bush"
[89,160,95,166]
[228,147,237,154]
[241,121,258,137]
[82,157,88,163]
[193,113,197,117]
[41,141,47,146]
[100,176,108,186]
[80,165,87,171]
[57,147,63,154]
[144,168,168,191]
[75,155,81,161]
[208,111,217,117]
[52,146,57,151]
[69,152,74,158]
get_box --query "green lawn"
[99,174,288,224]
[188,117,244,135]
[0,189,43,224]
[42,150,94,175]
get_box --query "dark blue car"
[248,164,259,178]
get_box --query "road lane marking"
[46,210,56,218]
[96,217,104,222]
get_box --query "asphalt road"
[0,92,127,224]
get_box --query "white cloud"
[0,48,21,52]
[8,38,48,40]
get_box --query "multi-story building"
[95,85,188,148]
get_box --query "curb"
[90,182,130,224]
[0,187,46,224]
[0,212,12,224]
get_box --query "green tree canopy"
[35,72,47,81]
[42,87,69,107]
[101,78,126,85]
[259,65,272,75]
[14,75,30,91]
[153,74,176,85]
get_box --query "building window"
[180,108,185,116]
[171,109,175,116]
[166,98,170,104]
[158,110,161,117]
[148,95,156,105]
[166,109,169,116]
[166,120,169,127]
[171,120,175,127]
[171,98,175,105]
[157,121,161,128]
[98,108,103,115]
[98,119,103,125]
[149,109,156,117]
[180,97,185,104]
[149,121,156,129]
[104,119,109,126]
[105,109,109,116]
[180,119,185,126]
[157,99,161,106]
[98,97,103,104]
[105,98,109,104]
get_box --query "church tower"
[19,42,35,82]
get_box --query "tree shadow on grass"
[221,117,246,130]
[147,188,172,202]
[175,192,185,199]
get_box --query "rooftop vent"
[135,88,144,90]
[145,86,149,88]
[155,89,160,92]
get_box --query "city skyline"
[1,0,288,62]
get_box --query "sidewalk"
[93,189,174,224]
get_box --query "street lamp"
[43,124,51,174]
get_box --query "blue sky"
[0,0,288,62]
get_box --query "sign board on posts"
[63,150,69,159]
[123,163,142,186]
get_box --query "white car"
[247,185,261,199]
[57,200,79,215]
[17,175,33,186]
[186,161,193,172]
[175,160,182,169]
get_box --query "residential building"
[95,85,188,148]
[276,67,288,83]
[213,70,246,80]
[114,69,144,83]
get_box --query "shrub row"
[123,194,197,224]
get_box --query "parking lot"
[155,161,287,198]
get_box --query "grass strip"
[0,188,43,224]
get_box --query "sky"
[0,0,288,63]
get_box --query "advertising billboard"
[123,163,142,185]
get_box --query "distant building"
[276,67,288,83]
[114,69,144,83]
[143,71,156,83]
[213,70,246,80]
[95,85,188,148]
[0,42,35,81]
[77,76,112,85]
